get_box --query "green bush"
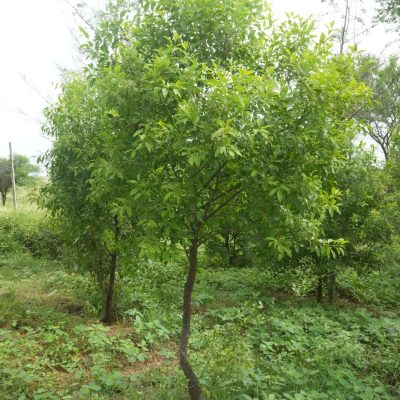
[337,267,400,307]
[0,210,61,258]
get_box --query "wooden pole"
[9,142,17,210]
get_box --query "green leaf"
[78,26,90,39]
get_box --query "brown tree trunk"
[1,192,6,206]
[103,217,119,324]
[317,277,323,303]
[224,232,230,252]
[224,231,234,267]
[328,273,336,304]
[103,250,117,324]
[179,238,202,400]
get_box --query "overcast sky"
[0,0,398,160]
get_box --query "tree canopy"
[376,0,400,29]
[42,0,373,398]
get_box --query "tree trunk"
[103,217,119,324]
[328,273,336,304]
[224,232,230,252]
[179,238,202,400]
[103,251,117,324]
[381,143,389,162]
[224,231,234,267]
[1,192,6,206]
[229,235,237,267]
[317,277,323,303]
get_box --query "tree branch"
[203,189,242,222]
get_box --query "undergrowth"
[0,254,399,399]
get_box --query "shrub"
[0,210,61,258]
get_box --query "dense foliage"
[0,210,60,258]
[40,1,374,396]
[1,0,400,399]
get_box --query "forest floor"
[0,253,399,400]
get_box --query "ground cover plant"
[0,251,399,399]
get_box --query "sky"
[0,0,398,160]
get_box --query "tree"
[13,154,41,185]
[316,146,392,301]
[376,0,400,29]
[0,160,11,206]
[383,136,400,233]
[0,154,40,206]
[321,0,369,53]
[107,2,368,398]
[44,0,369,397]
[357,55,400,160]
[41,72,136,324]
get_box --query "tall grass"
[0,184,61,258]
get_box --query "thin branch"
[203,189,242,222]
[65,0,96,31]
[201,183,241,213]
[13,108,43,125]
[344,23,377,44]
[347,70,400,120]
[19,74,52,105]
[199,230,218,245]
[201,161,228,191]
[339,0,350,54]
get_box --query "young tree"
[44,0,370,397]
[41,72,135,324]
[95,2,368,397]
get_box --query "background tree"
[0,160,11,206]
[13,154,41,185]
[317,146,393,301]
[358,55,400,160]
[376,0,400,29]
[321,0,369,53]
[41,72,137,324]
[0,154,40,206]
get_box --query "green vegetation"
[0,155,40,206]
[41,1,371,395]
[1,251,399,399]
[376,0,400,29]
[0,191,399,398]
[0,186,60,258]
[2,0,400,399]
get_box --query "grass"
[0,185,60,258]
[0,253,399,399]
[1,185,41,213]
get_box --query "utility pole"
[9,142,17,210]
